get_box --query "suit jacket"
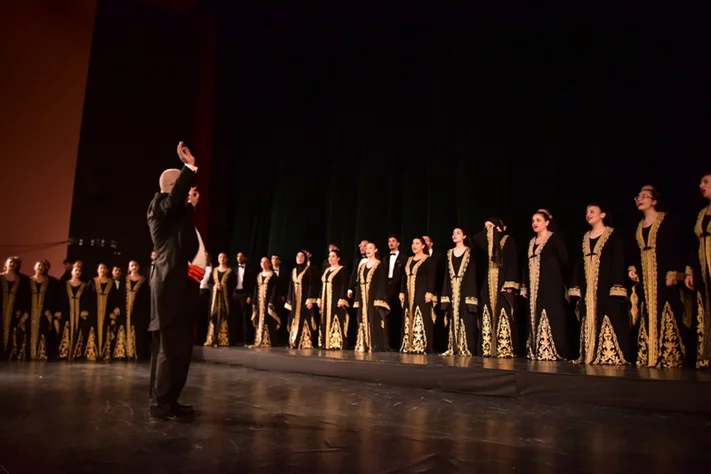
[385,251,408,298]
[232,264,254,296]
[147,166,198,331]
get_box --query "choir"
[3,176,711,371]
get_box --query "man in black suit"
[232,252,254,345]
[147,141,201,421]
[385,234,407,350]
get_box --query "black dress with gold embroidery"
[113,276,149,360]
[57,281,89,361]
[569,228,630,365]
[689,210,711,368]
[318,266,349,350]
[251,271,281,348]
[474,228,519,358]
[2,274,30,360]
[285,264,320,349]
[15,276,59,361]
[204,268,236,347]
[86,278,121,361]
[629,212,687,368]
[521,232,569,361]
[440,248,478,356]
[353,261,390,352]
[399,255,437,354]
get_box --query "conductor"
[147,141,202,420]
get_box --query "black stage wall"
[212,5,711,266]
[69,3,711,270]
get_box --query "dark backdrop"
[211,5,710,268]
[71,2,711,273]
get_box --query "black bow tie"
[238,265,245,268]
[390,252,397,256]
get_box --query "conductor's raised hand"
[177,141,196,166]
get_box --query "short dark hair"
[387,234,400,242]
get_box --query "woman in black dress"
[354,242,390,352]
[251,257,281,348]
[399,237,437,354]
[318,249,350,350]
[285,251,320,349]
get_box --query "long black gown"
[630,212,687,368]
[522,232,570,361]
[113,275,149,360]
[285,264,320,349]
[22,276,59,361]
[353,261,390,352]
[440,247,479,356]
[204,268,236,347]
[251,271,281,348]
[569,228,631,364]
[86,278,120,361]
[2,274,30,360]
[399,255,437,354]
[57,281,89,361]
[690,210,711,368]
[474,228,520,358]
[318,265,349,350]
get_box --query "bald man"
[147,141,200,421]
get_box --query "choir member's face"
[129,261,140,273]
[296,252,306,265]
[531,213,549,233]
[700,175,711,199]
[452,228,464,244]
[411,238,424,254]
[5,258,16,272]
[585,206,606,227]
[218,253,229,266]
[328,251,339,266]
[365,243,376,258]
[634,188,655,211]
[150,251,156,261]
[237,253,246,264]
[423,235,433,249]
[112,267,122,279]
[388,237,399,250]
[98,264,109,278]
[271,255,280,268]
[260,257,270,271]
[359,240,369,254]
[72,266,82,279]
[34,261,47,275]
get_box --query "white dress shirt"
[200,265,212,289]
[236,264,246,290]
[388,251,399,279]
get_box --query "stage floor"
[194,346,711,415]
[1,362,710,473]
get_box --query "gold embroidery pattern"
[496,309,515,358]
[113,326,127,359]
[609,286,627,297]
[401,256,428,353]
[591,315,627,365]
[636,312,648,366]
[526,233,552,359]
[122,276,145,359]
[580,228,613,364]
[658,302,684,368]
[481,305,492,357]
[298,319,313,349]
[698,291,709,368]
[635,213,665,366]
[318,267,339,348]
[502,281,520,290]
[59,282,86,360]
[84,327,98,361]
[328,315,344,350]
[533,309,561,361]
[92,277,114,359]
[206,269,231,346]
[252,272,276,348]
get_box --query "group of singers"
[3,175,711,370]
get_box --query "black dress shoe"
[150,406,194,422]
[175,402,195,414]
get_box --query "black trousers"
[150,279,198,411]
[233,289,252,345]
[198,288,211,343]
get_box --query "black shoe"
[175,402,195,414]
[150,406,194,422]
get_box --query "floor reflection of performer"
[569,204,630,365]
[440,228,478,357]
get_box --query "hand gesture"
[399,294,405,307]
[177,141,196,166]
[685,274,694,291]
[628,269,639,283]
[188,187,200,207]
